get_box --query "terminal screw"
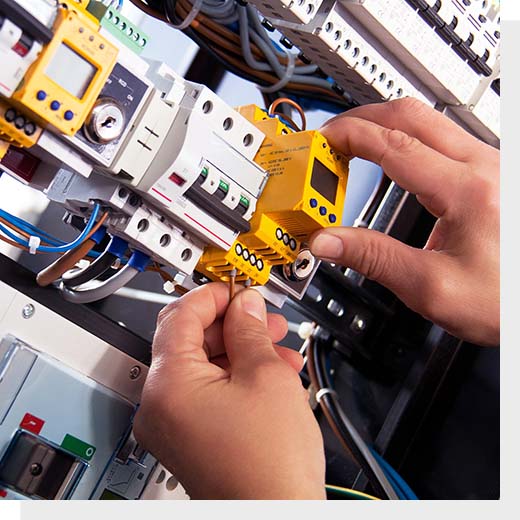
[22,304,35,319]
[129,365,141,380]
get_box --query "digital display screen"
[45,43,97,99]
[100,488,127,500]
[310,159,339,204]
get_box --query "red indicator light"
[20,412,45,435]
[169,172,186,186]
[0,489,7,498]
[12,41,29,57]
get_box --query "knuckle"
[384,128,418,156]
[390,97,430,119]
[157,300,180,323]
[234,326,272,350]
[355,236,388,281]
[465,170,499,211]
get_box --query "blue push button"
[310,198,318,208]
[329,214,337,223]
[50,100,60,111]
[36,90,47,101]
[64,110,74,121]
[319,206,327,216]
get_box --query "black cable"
[62,250,117,287]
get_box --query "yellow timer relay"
[197,104,349,287]
[10,4,118,135]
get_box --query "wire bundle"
[0,205,105,254]
[306,335,415,500]
[128,0,356,111]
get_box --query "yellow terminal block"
[0,100,43,149]
[197,240,272,287]
[11,6,118,135]
[197,104,349,286]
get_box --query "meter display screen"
[46,43,97,99]
[310,159,339,204]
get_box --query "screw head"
[350,315,366,332]
[129,366,141,380]
[22,304,35,319]
[30,462,43,476]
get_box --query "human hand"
[310,98,499,346]
[133,283,326,499]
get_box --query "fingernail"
[241,289,266,323]
[310,233,344,260]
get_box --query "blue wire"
[0,204,101,253]
[0,209,66,245]
[370,448,418,500]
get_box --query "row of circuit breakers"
[0,0,500,501]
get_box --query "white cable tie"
[298,321,315,340]
[28,236,41,255]
[315,388,338,403]
[163,280,176,294]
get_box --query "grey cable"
[62,251,117,288]
[59,264,139,304]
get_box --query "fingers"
[319,115,466,217]
[153,283,230,367]
[324,98,484,162]
[309,227,435,308]
[204,312,288,359]
[223,289,279,374]
[274,346,304,373]
[209,346,303,374]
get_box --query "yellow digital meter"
[11,6,118,135]
[197,104,349,286]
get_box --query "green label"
[61,434,96,461]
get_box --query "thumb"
[223,289,279,375]
[309,227,432,306]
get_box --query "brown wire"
[147,263,190,296]
[176,0,293,63]
[305,338,357,463]
[129,0,345,102]
[35,212,109,287]
[210,47,342,100]
[229,269,236,301]
[270,111,301,132]
[0,216,56,247]
[0,234,40,253]
[269,97,307,131]
[36,239,97,287]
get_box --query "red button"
[0,489,7,498]
[20,413,44,435]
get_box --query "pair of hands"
[134,98,499,499]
